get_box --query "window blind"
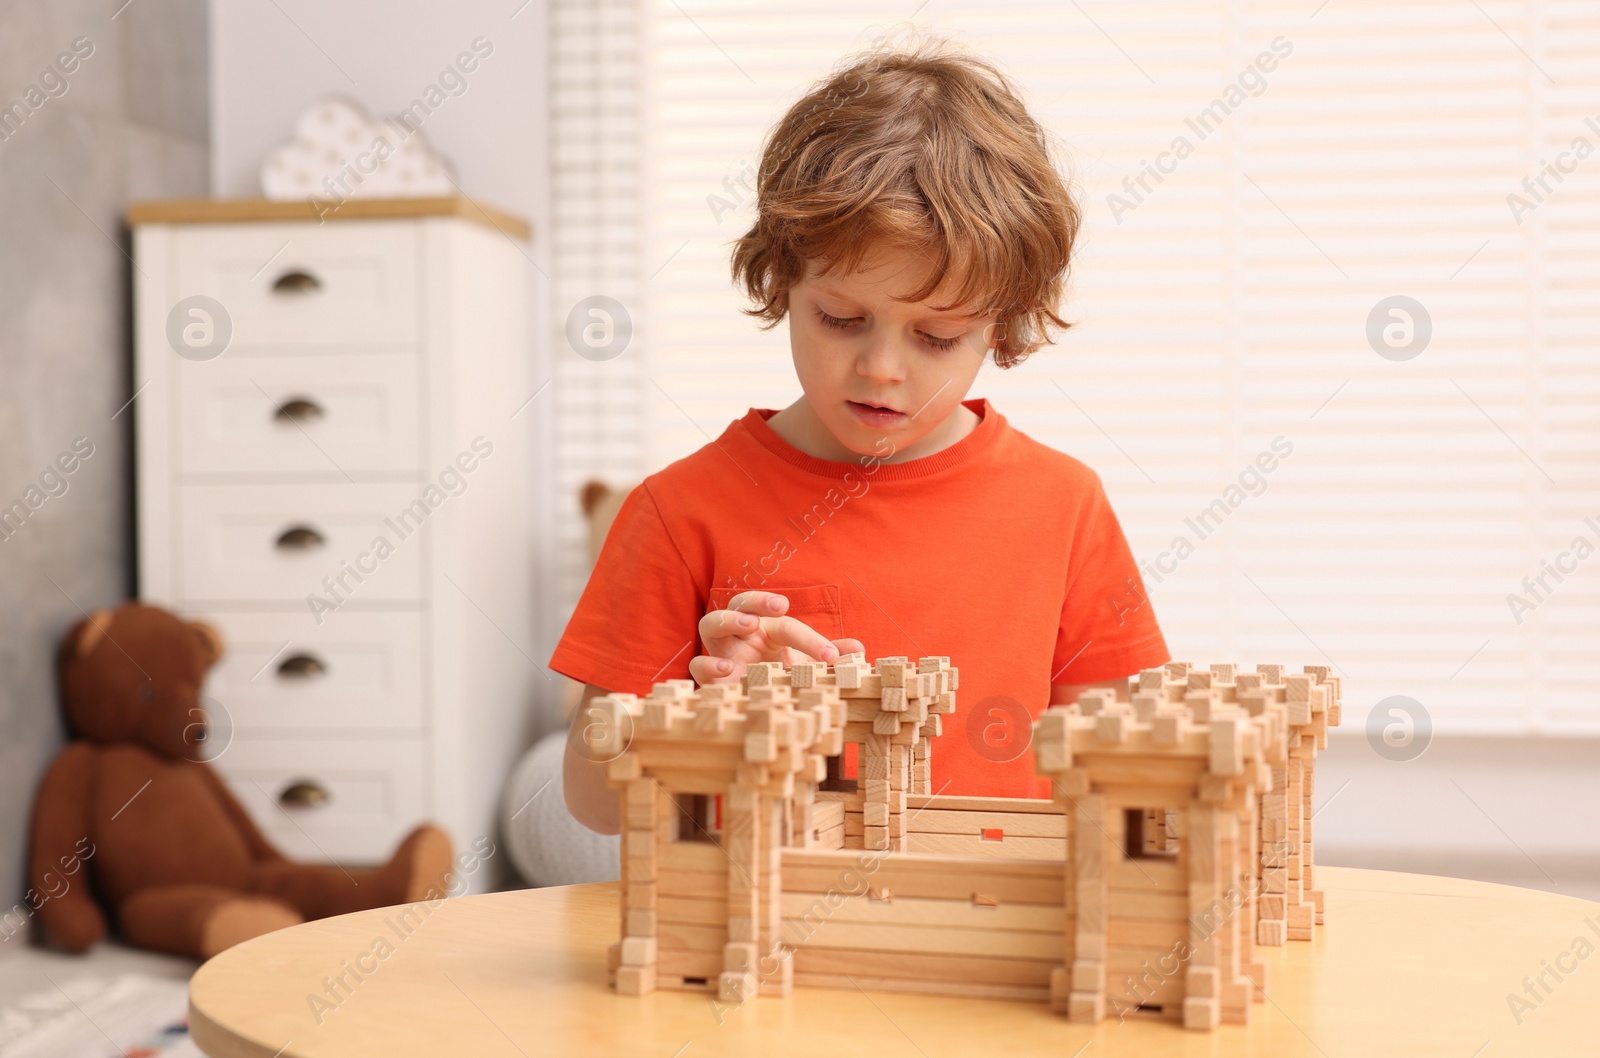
[550,0,649,617]
[550,0,1600,732]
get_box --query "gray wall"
[0,0,208,916]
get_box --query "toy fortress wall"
[586,654,1341,1030]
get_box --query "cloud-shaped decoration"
[260,95,457,201]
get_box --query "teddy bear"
[26,601,455,960]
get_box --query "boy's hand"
[689,590,864,686]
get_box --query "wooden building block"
[1049,966,1073,1013]
[609,754,643,782]
[1071,959,1105,993]
[1186,689,1217,722]
[1131,691,1162,721]
[607,655,1330,1031]
[620,936,657,966]
[718,971,758,1003]
[789,660,824,687]
[872,712,903,735]
[757,947,794,997]
[625,882,658,910]
[643,699,676,730]
[723,941,759,973]
[1068,993,1105,1022]
[1183,996,1221,1029]
[1208,716,1243,776]
[840,675,885,698]
[1035,739,1072,772]
[878,658,908,687]
[1079,688,1117,715]
[905,807,1066,838]
[616,965,656,995]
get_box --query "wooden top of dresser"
[126,196,531,240]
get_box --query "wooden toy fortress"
[587,654,1341,1030]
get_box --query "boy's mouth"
[847,400,906,426]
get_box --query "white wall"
[1317,732,1600,900]
[207,0,559,735]
[207,2,1600,899]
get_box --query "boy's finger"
[698,608,761,641]
[830,637,865,657]
[726,591,788,616]
[761,616,842,663]
[689,654,739,686]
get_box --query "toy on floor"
[25,601,455,960]
[502,729,620,887]
[585,655,1340,1031]
[502,477,632,890]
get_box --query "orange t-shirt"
[548,397,1170,799]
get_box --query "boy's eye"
[816,307,963,351]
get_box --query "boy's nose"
[854,337,907,384]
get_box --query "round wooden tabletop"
[188,866,1600,1057]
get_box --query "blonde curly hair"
[730,39,1080,368]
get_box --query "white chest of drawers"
[129,198,536,894]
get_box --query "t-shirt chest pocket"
[706,583,844,642]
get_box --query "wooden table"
[188,866,1600,1057]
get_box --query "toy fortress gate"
[586,653,1341,1030]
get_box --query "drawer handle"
[277,653,327,679]
[275,525,325,551]
[272,269,322,295]
[274,397,324,424]
[278,780,330,808]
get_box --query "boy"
[553,42,1169,834]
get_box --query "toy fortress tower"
[586,655,1340,1031]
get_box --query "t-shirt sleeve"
[547,481,704,696]
[1051,470,1171,685]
